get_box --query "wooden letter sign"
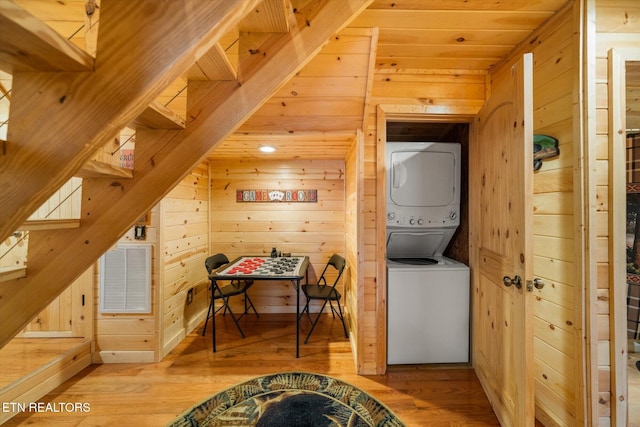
[236,189,317,203]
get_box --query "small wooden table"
[208,255,309,357]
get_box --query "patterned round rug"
[168,371,405,427]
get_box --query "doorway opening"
[610,51,640,426]
[385,121,469,264]
[624,60,640,426]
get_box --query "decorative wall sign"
[236,189,317,203]
[533,134,560,171]
[120,149,134,169]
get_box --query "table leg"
[212,279,217,352]
[296,278,300,358]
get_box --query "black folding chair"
[299,254,348,343]
[202,253,259,338]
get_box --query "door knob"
[526,278,545,292]
[503,275,522,289]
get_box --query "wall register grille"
[99,244,151,313]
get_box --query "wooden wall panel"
[93,204,160,364]
[344,136,360,361]
[373,70,486,110]
[360,113,380,375]
[0,234,27,272]
[238,28,373,134]
[209,158,345,314]
[14,267,91,339]
[0,177,90,339]
[24,285,72,332]
[160,164,209,357]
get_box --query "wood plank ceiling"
[2,0,570,161]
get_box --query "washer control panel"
[386,210,459,227]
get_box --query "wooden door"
[470,53,534,426]
[21,267,92,338]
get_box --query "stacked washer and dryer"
[386,142,470,365]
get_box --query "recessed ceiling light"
[259,145,276,153]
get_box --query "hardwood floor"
[3,314,500,426]
[0,337,86,389]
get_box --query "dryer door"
[389,150,456,207]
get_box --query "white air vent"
[99,244,151,313]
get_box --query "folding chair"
[299,253,348,343]
[202,253,258,338]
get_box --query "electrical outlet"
[186,288,193,305]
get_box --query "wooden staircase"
[0,0,190,283]
[0,3,375,423]
[0,0,374,351]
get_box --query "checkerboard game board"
[216,256,306,277]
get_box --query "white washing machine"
[387,255,470,364]
[384,141,470,365]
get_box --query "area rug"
[168,371,405,426]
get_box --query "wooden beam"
[0,268,26,283]
[0,1,94,72]
[0,0,262,242]
[19,219,81,231]
[237,0,291,33]
[129,100,186,130]
[186,0,293,80]
[75,160,133,179]
[0,0,374,349]
[184,43,237,81]
[361,28,378,132]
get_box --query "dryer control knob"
[387,212,396,220]
[409,218,416,225]
[449,211,458,221]
[417,218,424,225]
